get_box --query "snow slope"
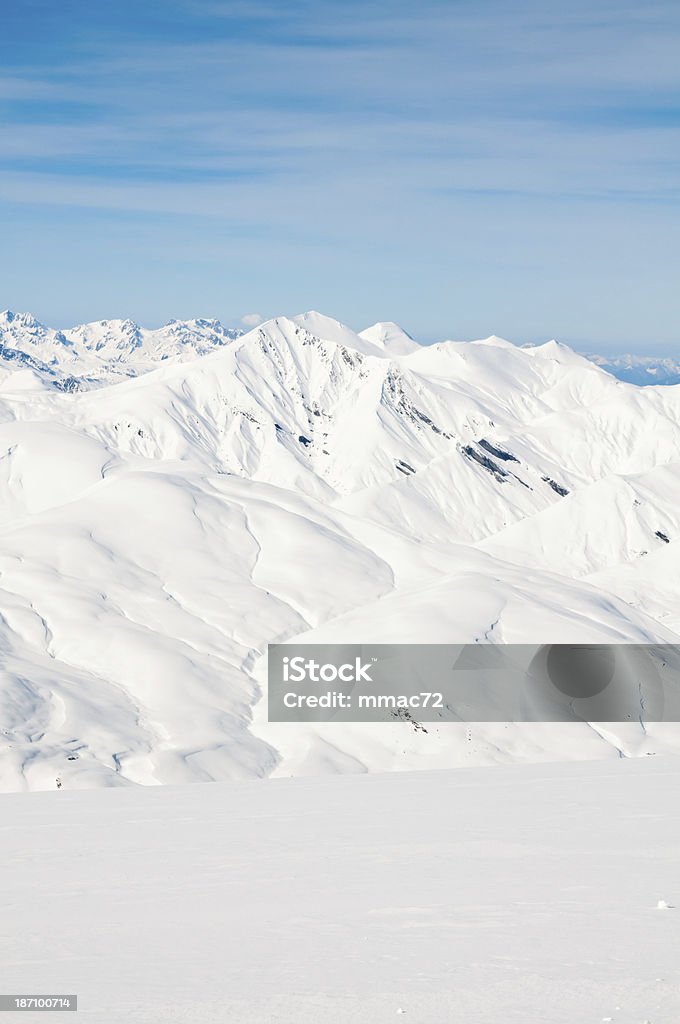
[1,756,679,1023]
[1,310,680,790]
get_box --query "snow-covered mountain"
[1,309,680,791]
[0,309,243,388]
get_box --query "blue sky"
[1,0,679,350]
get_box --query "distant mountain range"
[586,352,680,386]
[0,309,244,388]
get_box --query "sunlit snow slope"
[1,310,680,790]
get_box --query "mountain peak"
[0,310,45,331]
[359,322,420,356]
[471,335,517,349]
[273,311,386,358]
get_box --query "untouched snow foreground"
[1,756,679,1023]
[2,309,680,789]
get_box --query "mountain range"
[1,308,680,791]
[587,351,680,386]
[4,308,678,388]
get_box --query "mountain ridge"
[3,307,677,389]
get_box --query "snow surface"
[2,310,680,790]
[0,756,679,1023]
